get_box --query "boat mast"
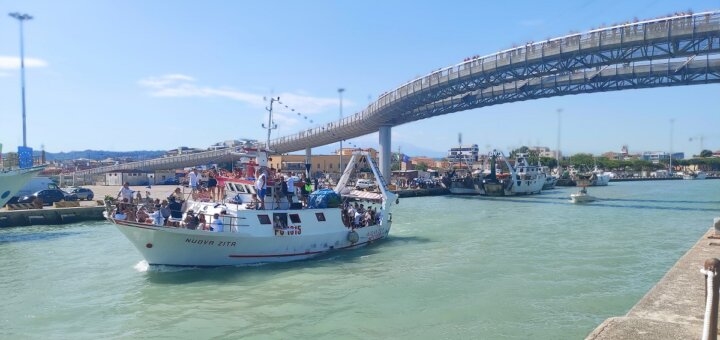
[263,97,279,152]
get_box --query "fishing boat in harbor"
[683,171,707,180]
[540,166,557,190]
[591,166,611,186]
[106,150,396,267]
[105,98,396,266]
[482,151,545,196]
[0,166,46,207]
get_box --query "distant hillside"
[36,150,166,161]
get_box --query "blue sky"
[1,0,718,158]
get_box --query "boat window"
[257,215,271,225]
[236,184,246,193]
[315,213,326,222]
[289,214,301,223]
[273,213,288,229]
[517,181,521,186]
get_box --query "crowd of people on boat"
[111,181,226,231]
[341,200,381,229]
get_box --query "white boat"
[540,166,557,190]
[0,166,46,207]
[591,167,611,186]
[105,151,397,266]
[570,187,596,203]
[504,153,546,195]
[683,171,707,180]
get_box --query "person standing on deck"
[188,168,200,195]
[117,182,135,204]
[286,172,296,203]
[255,169,267,210]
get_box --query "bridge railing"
[269,11,720,151]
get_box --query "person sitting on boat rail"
[245,193,259,210]
[255,169,267,210]
[198,213,207,230]
[167,197,183,227]
[136,206,150,223]
[210,213,223,232]
[117,182,135,204]
[171,188,185,202]
[183,210,199,230]
[150,204,164,226]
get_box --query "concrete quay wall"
[0,206,105,227]
[587,228,720,339]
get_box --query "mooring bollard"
[701,258,720,340]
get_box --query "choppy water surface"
[2,180,719,339]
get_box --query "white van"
[355,179,376,190]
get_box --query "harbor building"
[641,151,685,163]
[447,144,479,163]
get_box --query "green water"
[2,180,719,339]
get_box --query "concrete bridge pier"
[379,125,391,180]
[305,148,312,178]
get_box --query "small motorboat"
[570,187,596,203]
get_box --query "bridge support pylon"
[305,148,312,178]
[379,125,391,180]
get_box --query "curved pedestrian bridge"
[70,11,720,178]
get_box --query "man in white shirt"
[286,172,296,203]
[188,169,200,194]
[117,182,135,204]
[255,169,267,210]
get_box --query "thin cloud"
[0,56,48,69]
[138,74,349,114]
[519,19,544,27]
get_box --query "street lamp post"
[9,12,33,148]
[338,88,345,174]
[669,118,674,175]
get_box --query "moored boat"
[683,171,707,180]
[0,165,46,207]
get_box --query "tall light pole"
[9,12,33,148]
[338,88,345,173]
[556,108,563,173]
[669,118,674,175]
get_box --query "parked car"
[65,187,94,200]
[160,177,180,185]
[18,189,78,206]
[355,179,376,190]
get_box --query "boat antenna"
[262,96,279,152]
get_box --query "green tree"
[539,157,558,169]
[414,163,429,171]
[700,149,713,158]
[568,153,595,168]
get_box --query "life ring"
[347,231,359,244]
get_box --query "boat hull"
[0,166,45,207]
[112,218,391,266]
[570,193,596,203]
